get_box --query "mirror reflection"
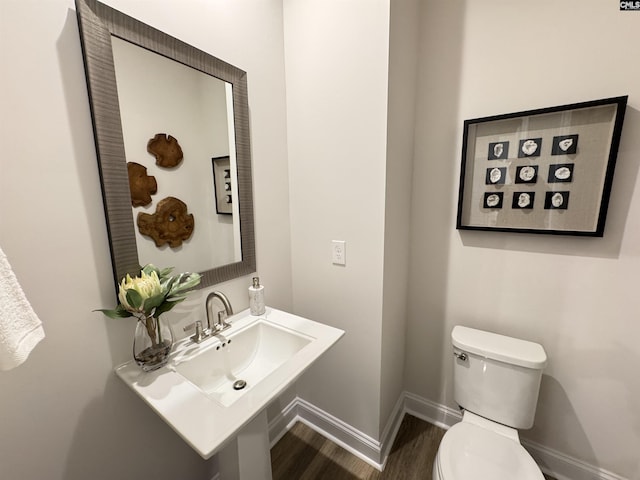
[111,37,241,274]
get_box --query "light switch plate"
[332,240,346,265]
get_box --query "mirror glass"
[111,37,241,274]
[76,0,255,291]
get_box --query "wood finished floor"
[271,414,557,480]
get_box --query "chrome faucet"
[184,291,234,343]
[205,291,234,333]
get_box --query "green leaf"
[158,266,174,279]
[166,274,184,295]
[169,272,201,295]
[141,264,160,277]
[125,288,143,310]
[94,308,133,319]
[154,298,185,317]
[162,276,177,293]
[143,292,167,312]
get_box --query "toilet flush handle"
[453,351,467,361]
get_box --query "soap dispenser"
[248,276,265,316]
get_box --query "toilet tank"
[452,326,547,429]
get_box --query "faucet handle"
[214,310,231,332]
[184,320,208,343]
[183,321,199,333]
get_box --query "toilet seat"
[435,421,544,480]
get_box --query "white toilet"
[433,326,548,480]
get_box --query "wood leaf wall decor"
[137,196,194,248]
[127,162,157,207]
[147,133,183,168]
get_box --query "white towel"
[0,246,45,371]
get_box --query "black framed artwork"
[212,156,233,215]
[456,96,627,236]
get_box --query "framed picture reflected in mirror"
[212,156,233,215]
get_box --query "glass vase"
[133,316,173,372]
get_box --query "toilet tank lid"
[452,326,547,369]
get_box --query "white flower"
[118,270,162,312]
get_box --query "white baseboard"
[267,394,406,471]
[523,438,629,480]
[268,392,629,480]
[378,393,406,469]
[281,396,384,469]
[403,391,462,429]
[267,396,299,448]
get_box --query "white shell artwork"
[518,193,531,208]
[555,166,571,180]
[519,166,536,181]
[489,167,502,183]
[559,138,574,152]
[493,143,504,158]
[552,192,564,207]
[486,194,500,207]
[521,140,538,156]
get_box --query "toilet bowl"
[433,411,544,480]
[432,326,548,480]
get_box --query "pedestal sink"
[115,307,344,479]
[174,320,312,407]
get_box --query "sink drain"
[233,379,247,390]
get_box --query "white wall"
[380,0,420,435]
[3,0,639,478]
[0,1,292,479]
[282,0,420,441]
[283,0,391,438]
[405,1,640,478]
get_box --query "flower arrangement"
[96,264,201,370]
[97,264,201,321]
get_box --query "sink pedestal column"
[218,409,273,479]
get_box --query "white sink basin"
[174,320,312,407]
[115,307,344,460]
